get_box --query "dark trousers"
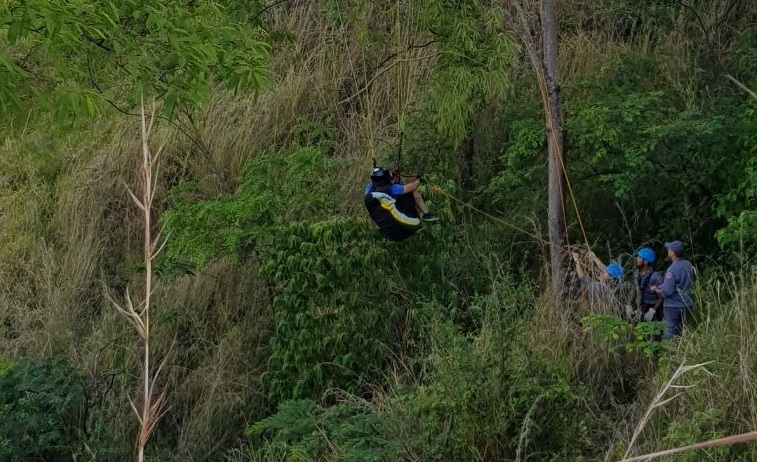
[663,305,693,340]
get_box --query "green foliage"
[710,30,757,255]
[245,276,591,461]
[485,107,545,214]
[0,357,85,462]
[395,285,591,461]
[247,399,400,461]
[415,0,517,148]
[629,321,668,357]
[0,0,271,120]
[716,209,757,257]
[486,49,757,256]
[713,101,757,255]
[259,219,399,401]
[258,217,461,402]
[582,313,668,358]
[581,313,630,343]
[161,132,341,270]
[660,409,730,462]
[6,1,757,460]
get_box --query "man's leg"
[405,175,436,220]
[412,191,429,214]
[663,307,683,340]
[407,176,428,216]
[681,305,694,330]
[402,175,428,214]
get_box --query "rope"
[395,0,404,131]
[430,184,550,245]
[396,131,403,170]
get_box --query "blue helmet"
[636,247,656,264]
[605,262,623,280]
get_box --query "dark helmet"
[370,167,391,185]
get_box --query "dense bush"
[244,276,596,461]
[0,357,85,462]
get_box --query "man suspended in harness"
[364,166,438,241]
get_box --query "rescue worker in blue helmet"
[651,240,696,339]
[364,167,437,241]
[571,250,632,316]
[632,247,664,323]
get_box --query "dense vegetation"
[1,0,757,460]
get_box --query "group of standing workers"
[572,241,697,341]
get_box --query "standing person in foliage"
[651,240,696,340]
[633,247,664,322]
[571,251,631,316]
[364,167,437,242]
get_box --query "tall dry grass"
[106,100,171,462]
[600,267,757,460]
[557,0,754,107]
[188,1,438,211]
[0,119,138,357]
[158,257,273,459]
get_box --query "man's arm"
[402,178,421,194]
[650,273,664,309]
[572,252,586,278]
[655,269,677,297]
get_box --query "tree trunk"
[502,0,568,301]
[540,0,567,299]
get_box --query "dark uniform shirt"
[660,259,695,308]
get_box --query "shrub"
[0,357,85,462]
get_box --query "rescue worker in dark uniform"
[364,167,437,241]
[632,247,664,322]
[651,240,696,339]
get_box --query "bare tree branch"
[725,73,757,102]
